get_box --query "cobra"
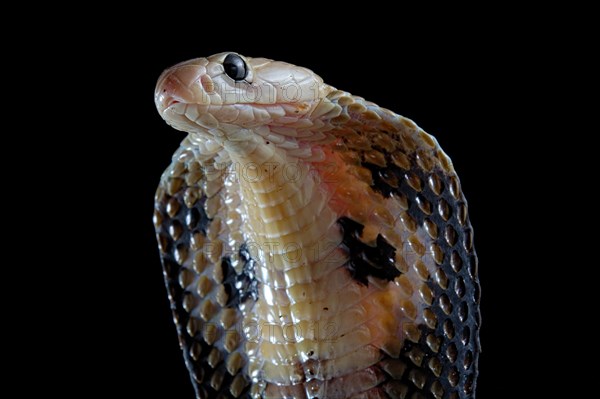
[153,52,480,399]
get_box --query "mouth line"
[161,99,318,121]
[162,101,186,116]
[164,99,314,111]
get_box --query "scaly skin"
[154,52,480,398]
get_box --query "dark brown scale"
[155,172,256,399]
[220,245,259,308]
[338,216,400,285]
[363,148,481,398]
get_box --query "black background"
[64,17,545,398]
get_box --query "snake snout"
[155,76,192,114]
[154,63,207,114]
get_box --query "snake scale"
[153,52,480,399]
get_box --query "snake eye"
[223,53,247,81]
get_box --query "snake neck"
[224,135,342,275]
[223,135,355,385]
